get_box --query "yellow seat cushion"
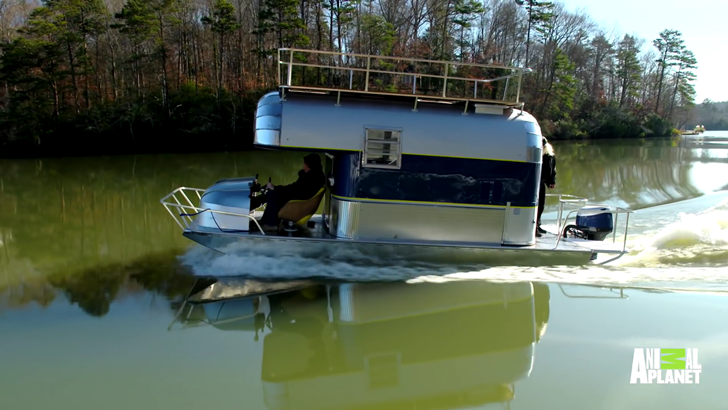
[278,187,326,225]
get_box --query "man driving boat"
[251,153,326,231]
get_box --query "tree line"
[0,0,699,156]
[692,100,728,130]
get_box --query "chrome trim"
[255,115,281,130]
[526,132,542,163]
[254,129,280,146]
[329,198,360,238]
[254,91,282,147]
[258,91,282,106]
[255,103,281,117]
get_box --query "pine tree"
[201,0,241,100]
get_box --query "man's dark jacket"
[276,168,326,200]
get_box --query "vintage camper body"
[161,48,633,266]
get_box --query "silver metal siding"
[273,93,542,163]
[329,197,508,244]
[254,91,282,147]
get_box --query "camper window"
[363,128,402,169]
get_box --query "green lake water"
[1,133,728,409]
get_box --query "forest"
[0,0,701,157]
[691,100,728,130]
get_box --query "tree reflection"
[48,270,126,317]
[0,151,307,275]
[550,138,716,210]
[0,150,307,316]
[0,249,196,317]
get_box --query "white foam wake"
[177,241,471,281]
[611,203,728,268]
[177,193,728,291]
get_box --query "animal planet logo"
[630,348,702,384]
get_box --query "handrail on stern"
[545,193,635,264]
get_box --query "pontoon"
[161,48,634,266]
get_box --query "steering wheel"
[249,174,261,192]
[248,174,272,198]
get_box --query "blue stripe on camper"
[331,153,540,208]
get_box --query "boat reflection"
[173,279,551,409]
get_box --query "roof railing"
[277,48,532,109]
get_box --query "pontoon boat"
[161,48,634,266]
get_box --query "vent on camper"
[363,128,402,169]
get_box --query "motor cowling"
[563,205,614,241]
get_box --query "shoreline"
[0,133,690,160]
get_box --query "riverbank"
[0,95,680,159]
[538,109,679,141]
[0,135,256,159]
[0,131,680,159]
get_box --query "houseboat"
[161,48,633,266]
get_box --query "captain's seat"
[277,184,326,228]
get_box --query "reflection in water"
[0,151,307,295]
[550,137,727,210]
[0,250,196,317]
[2,137,728,315]
[172,280,551,410]
[49,268,126,317]
[0,151,306,314]
[2,137,728,410]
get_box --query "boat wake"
[609,205,728,268]
[178,242,470,281]
[178,192,728,293]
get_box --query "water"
[1,132,728,409]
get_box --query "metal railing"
[546,194,635,264]
[558,284,628,299]
[277,48,532,107]
[160,187,266,235]
[546,193,588,227]
[556,207,634,264]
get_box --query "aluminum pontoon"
[161,48,634,266]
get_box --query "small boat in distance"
[161,48,634,266]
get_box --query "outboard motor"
[562,205,614,241]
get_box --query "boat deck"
[163,187,633,266]
[222,213,626,254]
[180,213,629,266]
